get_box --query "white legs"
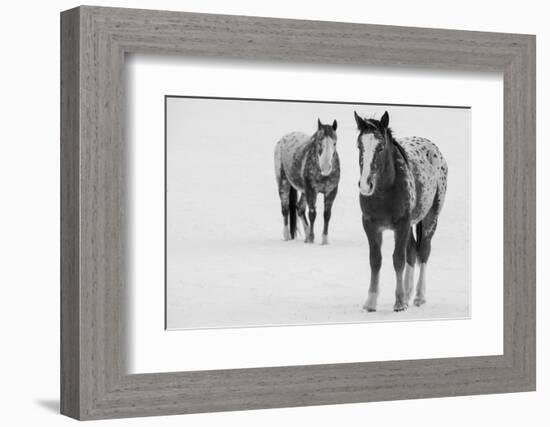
[282,225,290,241]
[299,217,310,239]
[364,262,427,311]
[414,263,427,306]
[404,263,415,303]
[363,291,378,312]
[393,269,408,311]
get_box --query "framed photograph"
[61,6,536,420]
[164,96,471,329]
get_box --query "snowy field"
[166,98,471,329]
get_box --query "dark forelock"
[319,124,336,139]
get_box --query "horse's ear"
[332,120,338,131]
[380,111,390,129]
[317,118,322,129]
[354,111,366,130]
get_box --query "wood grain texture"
[60,7,80,419]
[60,5,536,420]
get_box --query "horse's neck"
[295,138,316,177]
[379,138,410,192]
[308,133,319,148]
[378,140,396,189]
[304,137,317,159]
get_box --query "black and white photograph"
[2,0,541,423]
[165,96,471,330]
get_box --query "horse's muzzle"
[320,166,333,176]
[359,176,375,196]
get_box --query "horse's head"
[313,119,338,176]
[354,110,393,196]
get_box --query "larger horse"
[274,119,340,244]
[354,111,448,312]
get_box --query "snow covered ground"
[166,98,471,329]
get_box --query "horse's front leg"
[321,186,338,245]
[362,219,382,312]
[304,186,317,243]
[393,221,411,312]
[297,193,309,237]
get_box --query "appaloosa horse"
[274,119,340,244]
[354,111,448,312]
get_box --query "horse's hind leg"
[277,169,292,241]
[405,227,417,303]
[414,215,438,306]
[321,186,338,245]
[414,183,444,306]
[393,221,411,312]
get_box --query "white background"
[0,0,546,426]
[129,59,502,373]
[164,96,473,330]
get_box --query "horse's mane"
[385,128,409,167]
[310,130,321,144]
[363,117,408,167]
[312,124,336,142]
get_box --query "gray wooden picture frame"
[60,5,536,421]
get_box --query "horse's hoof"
[393,302,408,312]
[282,227,291,241]
[362,303,376,312]
[363,292,378,312]
[414,297,426,307]
[321,235,329,245]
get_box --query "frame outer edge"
[60,6,537,420]
[60,6,82,420]
[522,34,536,389]
[503,34,536,391]
[529,35,536,390]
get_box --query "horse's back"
[274,132,311,190]
[399,137,448,224]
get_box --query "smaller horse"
[354,111,448,312]
[274,119,340,244]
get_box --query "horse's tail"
[289,187,298,239]
[415,221,423,247]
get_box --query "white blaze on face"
[359,133,379,195]
[318,137,336,176]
